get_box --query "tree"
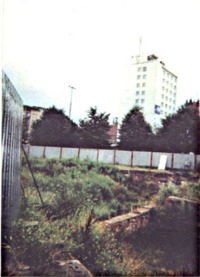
[31,106,79,147]
[78,107,111,149]
[118,106,153,151]
[156,101,200,153]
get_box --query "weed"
[156,182,179,204]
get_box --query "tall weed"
[157,182,180,204]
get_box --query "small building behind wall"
[23,105,45,143]
[2,71,23,226]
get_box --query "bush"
[185,180,200,201]
[157,182,179,204]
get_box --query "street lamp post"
[68,85,76,119]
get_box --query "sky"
[2,0,200,123]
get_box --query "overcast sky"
[2,0,200,123]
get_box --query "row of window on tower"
[136,82,146,88]
[163,69,177,82]
[160,109,175,116]
[161,102,176,110]
[159,104,176,116]
[162,83,176,91]
[162,87,177,95]
[138,66,147,72]
[137,74,146,80]
[136,91,145,96]
[162,80,177,90]
[135,98,145,105]
[161,94,176,102]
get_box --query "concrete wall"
[173,153,196,170]
[62,147,79,159]
[152,152,172,168]
[133,151,151,167]
[29,145,44,158]
[98,149,114,164]
[45,147,61,159]
[79,148,98,162]
[115,150,132,165]
[26,145,200,171]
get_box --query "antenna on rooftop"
[138,36,142,57]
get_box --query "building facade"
[120,54,178,130]
[23,105,45,143]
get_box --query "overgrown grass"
[3,157,199,276]
[21,157,155,221]
[3,157,158,276]
[156,179,200,204]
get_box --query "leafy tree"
[78,107,111,148]
[118,106,153,151]
[156,101,200,153]
[31,106,79,147]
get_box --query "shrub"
[94,205,110,220]
[157,182,179,204]
[185,180,200,201]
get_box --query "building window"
[136,83,140,88]
[163,79,165,83]
[135,99,139,104]
[162,86,165,91]
[166,89,168,93]
[141,99,145,104]
[136,91,140,95]
[165,96,168,101]
[173,93,176,97]
[141,90,145,95]
[142,83,146,87]
[138,67,141,72]
[161,94,164,99]
[174,85,176,90]
[173,100,175,104]
[137,75,141,80]
[143,67,147,72]
[143,74,146,79]
[165,104,168,108]
[161,102,164,107]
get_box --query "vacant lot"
[2,158,200,276]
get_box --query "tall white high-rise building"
[119,54,178,130]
